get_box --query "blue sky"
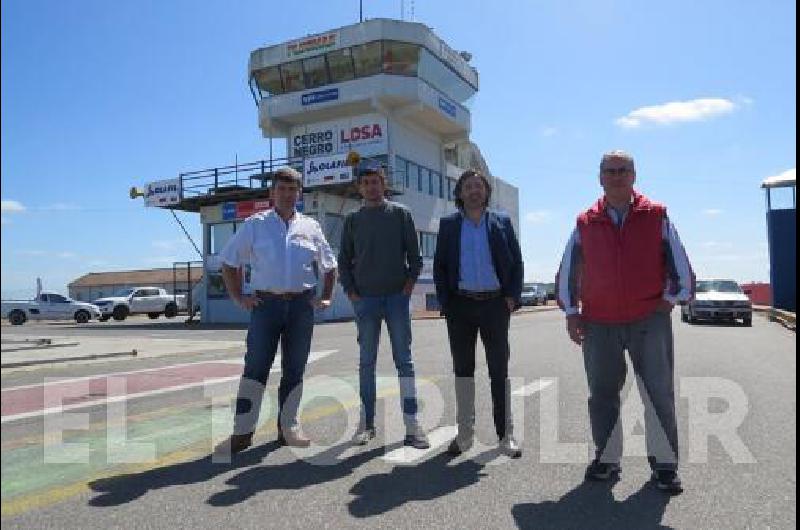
[1,0,796,298]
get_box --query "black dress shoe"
[213,432,253,456]
[446,437,473,456]
[500,436,522,458]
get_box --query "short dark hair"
[356,159,386,184]
[272,167,303,188]
[454,169,492,209]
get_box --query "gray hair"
[599,150,636,172]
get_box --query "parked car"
[1,292,102,325]
[681,279,753,326]
[520,284,548,306]
[93,287,187,321]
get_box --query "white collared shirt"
[219,209,337,293]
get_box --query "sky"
[1,0,796,299]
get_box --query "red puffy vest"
[577,192,666,324]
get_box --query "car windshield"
[696,280,742,293]
[113,288,135,297]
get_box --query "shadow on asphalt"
[87,440,283,507]
[347,450,491,517]
[512,477,673,530]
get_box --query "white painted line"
[1,349,339,423]
[381,425,457,464]
[512,378,554,396]
[1,375,241,424]
[1,349,337,392]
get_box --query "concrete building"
[138,18,519,323]
[68,267,203,303]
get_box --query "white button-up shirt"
[219,209,337,293]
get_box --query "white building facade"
[155,19,519,323]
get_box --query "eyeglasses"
[601,167,632,175]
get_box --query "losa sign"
[291,114,388,159]
[145,178,182,207]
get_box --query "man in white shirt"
[214,167,337,456]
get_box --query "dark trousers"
[445,295,513,439]
[233,292,315,435]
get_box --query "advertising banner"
[303,154,354,188]
[290,114,388,159]
[144,178,181,207]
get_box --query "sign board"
[222,199,272,221]
[145,178,181,207]
[287,32,338,60]
[438,97,457,118]
[290,114,388,159]
[303,154,354,188]
[302,88,339,106]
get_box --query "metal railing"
[179,156,304,198]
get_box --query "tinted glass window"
[352,41,382,77]
[383,41,420,76]
[281,61,305,92]
[327,48,355,83]
[303,55,329,88]
[253,66,283,95]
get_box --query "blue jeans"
[233,292,315,435]
[353,292,419,429]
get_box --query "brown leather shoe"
[213,432,253,456]
[277,427,311,448]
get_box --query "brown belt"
[255,290,313,301]
[457,289,502,301]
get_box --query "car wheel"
[743,316,752,327]
[8,310,26,326]
[74,310,90,324]
[112,305,129,321]
[147,312,161,319]
[164,303,178,318]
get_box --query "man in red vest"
[556,150,694,494]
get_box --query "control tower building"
[142,18,519,323]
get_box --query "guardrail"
[754,306,796,331]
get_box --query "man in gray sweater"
[339,159,429,449]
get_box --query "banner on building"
[290,114,388,159]
[303,154,354,188]
[222,199,273,221]
[144,178,182,207]
[287,32,338,59]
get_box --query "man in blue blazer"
[434,169,524,458]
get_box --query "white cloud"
[700,241,733,249]
[525,210,553,224]
[42,203,82,211]
[18,250,49,256]
[1,200,26,213]
[143,256,178,265]
[540,127,558,137]
[16,250,78,259]
[703,209,724,216]
[88,259,110,267]
[616,98,737,129]
[151,239,191,251]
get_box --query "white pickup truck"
[2,292,102,325]
[93,287,187,321]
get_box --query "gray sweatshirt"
[338,200,423,296]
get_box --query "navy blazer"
[433,210,524,314]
